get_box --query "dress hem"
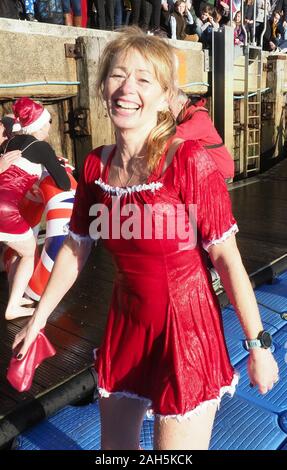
[0,228,33,242]
[97,373,239,420]
[203,223,239,251]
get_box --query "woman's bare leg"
[7,254,19,293]
[154,402,217,450]
[5,236,36,320]
[100,395,149,450]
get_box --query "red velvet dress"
[69,140,238,417]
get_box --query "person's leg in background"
[114,0,124,27]
[94,0,106,29]
[25,0,37,21]
[140,0,152,31]
[62,0,73,24]
[131,0,142,25]
[105,0,115,30]
[72,0,82,26]
[123,0,132,25]
[148,0,161,31]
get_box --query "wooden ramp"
[1,158,287,437]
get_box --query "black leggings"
[131,0,161,29]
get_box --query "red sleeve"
[69,150,101,239]
[179,141,238,251]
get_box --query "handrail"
[0,81,80,88]
[240,0,248,47]
[234,87,270,99]
[260,0,268,48]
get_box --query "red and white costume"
[69,141,239,418]
[0,156,41,241]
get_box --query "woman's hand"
[0,150,21,173]
[248,348,279,394]
[12,312,47,359]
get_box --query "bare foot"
[5,306,35,320]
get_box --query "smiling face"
[103,49,167,136]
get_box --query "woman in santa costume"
[0,97,70,320]
[13,30,278,449]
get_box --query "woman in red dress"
[14,28,279,449]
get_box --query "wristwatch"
[244,330,272,350]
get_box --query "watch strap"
[244,338,262,350]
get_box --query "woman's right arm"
[0,150,22,173]
[37,141,71,191]
[13,236,92,358]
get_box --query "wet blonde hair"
[96,27,177,171]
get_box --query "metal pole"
[230,0,233,25]
[252,0,257,45]
[241,0,248,46]
[260,0,268,47]
[212,26,234,155]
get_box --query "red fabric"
[13,97,44,129]
[69,141,236,415]
[0,165,38,237]
[7,330,56,392]
[81,0,87,27]
[175,103,235,179]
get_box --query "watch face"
[259,331,272,349]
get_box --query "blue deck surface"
[15,275,287,450]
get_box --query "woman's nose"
[120,76,136,93]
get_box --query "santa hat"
[13,97,51,134]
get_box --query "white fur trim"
[203,223,239,252]
[14,157,42,177]
[156,373,239,421]
[95,178,163,196]
[97,374,239,421]
[68,229,93,245]
[22,108,51,134]
[98,387,152,407]
[0,227,34,242]
[12,122,21,132]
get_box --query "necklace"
[117,165,135,187]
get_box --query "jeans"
[25,0,36,14]
[62,0,82,15]
[115,0,124,27]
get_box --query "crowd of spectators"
[1,1,287,51]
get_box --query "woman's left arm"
[209,234,279,394]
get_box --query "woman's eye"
[111,74,125,79]
[139,78,150,84]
